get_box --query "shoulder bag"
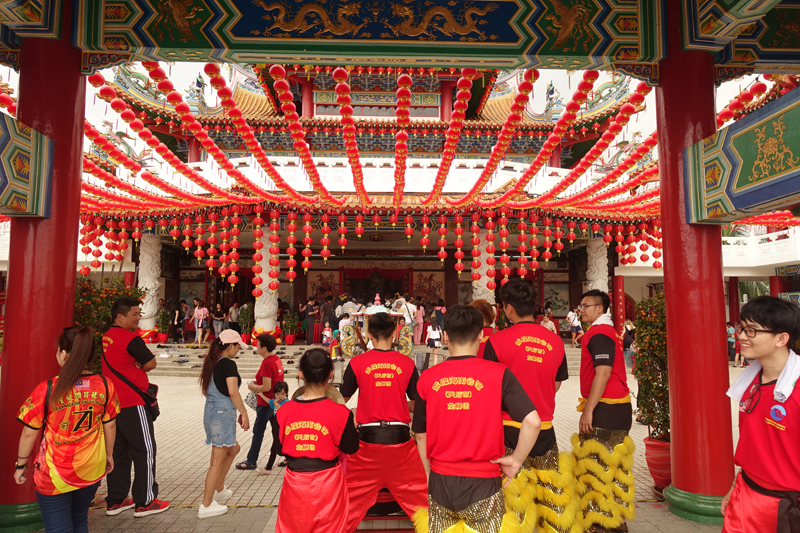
[101,348,160,421]
[404,304,417,328]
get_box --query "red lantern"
[320,212,331,263]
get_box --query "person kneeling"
[412,305,542,533]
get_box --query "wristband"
[15,463,28,470]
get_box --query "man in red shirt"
[722,296,800,532]
[102,297,170,517]
[483,279,575,532]
[574,289,634,533]
[238,332,284,470]
[340,312,428,532]
[412,305,542,533]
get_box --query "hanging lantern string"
[392,73,413,208]
[446,69,538,208]
[330,67,371,206]
[421,68,480,206]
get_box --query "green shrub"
[632,292,670,442]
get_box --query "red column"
[769,275,782,296]
[657,5,733,523]
[0,2,85,527]
[728,277,740,323]
[612,275,625,335]
[302,81,314,118]
[187,137,201,163]
[440,81,453,123]
[548,144,562,168]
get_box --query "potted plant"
[156,308,170,343]
[283,312,299,345]
[239,305,254,344]
[632,292,671,493]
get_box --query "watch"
[15,463,28,470]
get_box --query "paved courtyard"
[66,342,743,533]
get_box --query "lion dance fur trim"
[412,505,529,533]
[570,433,636,531]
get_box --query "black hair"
[581,289,611,314]
[499,279,537,317]
[273,381,289,395]
[726,321,733,327]
[740,296,800,347]
[437,298,445,307]
[443,304,483,346]
[200,338,236,395]
[51,327,96,409]
[299,348,334,386]
[326,295,333,302]
[180,299,187,305]
[367,312,395,340]
[256,332,277,352]
[342,313,350,319]
[111,297,141,323]
[544,300,552,309]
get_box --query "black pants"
[265,417,283,470]
[229,321,240,334]
[106,405,158,508]
[169,323,180,343]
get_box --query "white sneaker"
[198,500,228,519]
[213,487,233,502]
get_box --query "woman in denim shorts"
[198,330,250,519]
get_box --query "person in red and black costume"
[572,289,635,533]
[482,279,576,532]
[102,298,170,518]
[411,305,542,533]
[722,296,800,533]
[340,312,428,533]
[276,348,359,533]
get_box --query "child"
[260,382,289,474]
[322,322,332,347]
[395,317,406,345]
[426,318,442,366]
[330,330,342,361]
[275,349,359,533]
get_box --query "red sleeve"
[17,381,47,429]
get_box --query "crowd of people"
[157,298,249,345]
[13,290,800,533]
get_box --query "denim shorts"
[204,402,237,447]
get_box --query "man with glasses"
[573,290,635,533]
[722,296,800,532]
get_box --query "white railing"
[721,228,800,268]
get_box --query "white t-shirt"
[427,326,440,340]
[229,306,240,322]
[402,303,416,325]
[567,311,580,327]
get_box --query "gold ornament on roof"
[751,114,800,183]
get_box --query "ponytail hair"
[199,338,233,395]
[51,327,96,409]
[298,348,333,386]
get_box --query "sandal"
[235,461,257,470]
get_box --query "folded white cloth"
[591,311,615,328]
[727,349,800,403]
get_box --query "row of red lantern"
[79,218,131,273]
[268,64,344,205]
[448,70,538,208]
[536,83,650,206]
[82,156,190,211]
[478,71,601,208]
[203,63,317,204]
[330,67,370,205]
[81,181,154,211]
[422,68,479,206]
[283,64,474,79]
[610,221,663,270]
[392,74,414,207]
[718,80,768,126]
[577,166,660,207]
[135,64,274,204]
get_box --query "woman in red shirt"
[469,298,495,358]
[15,327,120,532]
[276,348,359,533]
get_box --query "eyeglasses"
[737,323,776,338]
[578,304,602,311]
[740,380,762,413]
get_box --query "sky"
[0,63,759,201]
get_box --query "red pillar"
[728,277,739,323]
[548,144,562,168]
[657,5,733,523]
[440,81,453,123]
[302,81,314,118]
[187,137,201,163]
[612,275,625,335]
[0,3,85,529]
[769,275,782,297]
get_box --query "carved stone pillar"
[137,233,162,330]
[471,229,495,304]
[255,235,278,332]
[585,237,609,294]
